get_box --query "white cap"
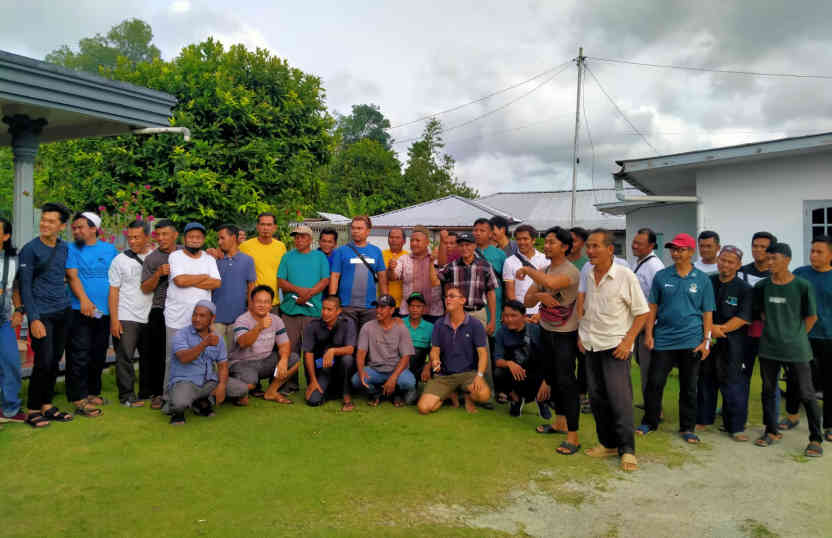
[81,211,102,229]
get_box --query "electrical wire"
[587,56,832,80]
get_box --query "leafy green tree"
[45,18,161,73]
[0,148,12,218]
[323,138,403,216]
[402,118,478,200]
[335,104,392,149]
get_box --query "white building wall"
[696,152,832,267]
[625,203,697,265]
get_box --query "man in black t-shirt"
[303,295,357,411]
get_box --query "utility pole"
[570,47,584,227]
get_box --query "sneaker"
[121,398,145,408]
[509,398,525,417]
[537,401,552,420]
[169,412,186,425]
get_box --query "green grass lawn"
[0,365,767,537]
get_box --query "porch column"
[3,114,47,247]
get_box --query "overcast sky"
[3,0,832,195]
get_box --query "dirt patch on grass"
[430,423,831,537]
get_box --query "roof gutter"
[614,177,697,203]
[132,126,191,142]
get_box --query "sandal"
[620,453,638,472]
[43,407,74,422]
[755,433,779,447]
[496,393,509,404]
[635,424,652,436]
[367,397,381,407]
[24,412,50,429]
[536,424,566,434]
[805,441,824,458]
[393,396,405,408]
[824,429,832,443]
[233,396,249,407]
[150,396,164,410]
[778,417,800,430]
[681,432,700,444]
[74,400,102,418]
[341,401,355,412]
[732,432,749,442]
[556,441,581,455]
[86,396,109,406]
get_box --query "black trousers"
[760,357,822,443]
[409,347,430,380]
[586,348,635,455]
[493,360,543,402]
[306,354,355,406]
[66,310,110,402]
[144,308,167,398]
[113,320,151,402]
[576,348,588,396]
[641,348,701,432]
[785,339,831,426]
[541,330,579,431]
[27,309,70,410]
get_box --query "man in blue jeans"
[352,294,416,407]
[0,216,25,425]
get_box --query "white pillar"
[3,115,46,248]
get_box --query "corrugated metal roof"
[316,211,350,223]
[370,195,519,228]
[478,188,641,230]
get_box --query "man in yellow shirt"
[240,213,287,313]
[382,228,408,310]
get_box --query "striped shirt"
[230,311,289,363]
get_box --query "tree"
[323,138,403,216]
[402,118,478,201]
[45,18,161,73]
[335,104,393,149]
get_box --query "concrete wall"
[697,151,832,267]
[625,203,697,266]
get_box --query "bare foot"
[585,445,618,458]
[341,400,355,412]
[620,453,638,472]
[264,391,293,404]
[464,395,478,414]
[449,393,460,408]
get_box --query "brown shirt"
[532,260,580,332]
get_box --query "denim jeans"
[351,366,416,397]
[0,321,22,417]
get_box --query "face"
[444,289,466,312]
[71,218,96,244]
[350,220,369,243]
[319,233,337,254]
[126,227,148,252]
[767,252,789,273]
[293,232,312,252]
[237,229,247,244]
[632,233,653,258]
[408,300,425,319]
[586,233,613,265]
[544,233,568,260]
[409,232,428,256]
[184,230,205,249]
[717,251,742,279]
[388,229,405,251]
[809,241,832,270]
[256,215,276,239]
[751,238,772,265]
[217,228,237,253]
[447,235,458,251]
[699,237,719,262]
[39,211,66,239]
[156,226,178,251]
[669,246,693,265]
[493,225,507,242]
[472,223,491,246]
[191,306,214,331]
[503,307,525,331]
[460,241,476,259]
[321,299,341,324]
[515,231,533,254]
[375,305,394,322]
[570,232,585,254]
[249,290,273,317]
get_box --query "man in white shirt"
[108,220,154,407]
[578,229,649,472]
[504,225,548,316]
[630,228,665,401]
[694,230,720,274]
[163,222,221,406]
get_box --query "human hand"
[693,341,710,360]
[382,376,397,396]
[323,349,335,368]
[110,319,123,339]
[612,337,634,360]
[358,369,370,388]
[204,332,220,347]
[80,298,96,317]
[515,268,527,280]
[711,325,726,339]
[644,333,654,350]
[577,337,586,354]
[536,380,551,402]
[470,374,485,394]
[11,311,23,329]
[276,358,288,380]
[213,383,226,405]
[421,364,431,382]
[158,264,171,276]
[30,319,46,339]
[487,320,495,336]
[306,380,322,401]
[507,361,526,381]
[258,315,272,330]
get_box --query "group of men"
[0,202,830,471]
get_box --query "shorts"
[423,371,477,400]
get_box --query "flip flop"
[681,432,700,444]
[43,407,74,422]
[732,432,749,442]
[755,433,779,447]
[824,429,832,443]
[805,442,824,458]
[620,453,638,472]
[635,424,652,436]
[24,412,50,429]
[536,424,566,434]
[556,441,581,455]
[341,401,355,412]
[778,417,800,430]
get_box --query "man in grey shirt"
[351,294,417,406]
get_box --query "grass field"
[0,365,767,537]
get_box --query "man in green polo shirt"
[403,292,434,399]
[754,242,822,457]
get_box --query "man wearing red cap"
[638,233,714,444]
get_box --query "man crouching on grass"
[168,300,248,425]
[417,286,490,414]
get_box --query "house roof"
[316,211,350,223]
[478,188,640,231]
[0,49,177,146]
[616,130,832,196]
[370,195,519,228]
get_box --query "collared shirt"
[108,249,153,323]
[431,313,488,375]
[480,245,506,329]
[649,265,715,351]
[392,253,443,317]
[579,263,649,352]
[578,256,629,293]
[302,315,357,358]
[503,249,548,314]
[169,325,227,389]
[630,251,665,299]
[694,259,718,275]
[231,311,289,363]
[437,257,498,310]
[404,316,434,349]
[213,251,257,324]
[142,246,181,309]
[494,323,542,366]
[277,249,330,317]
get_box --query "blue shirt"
[212,252,257,324]
[18,237,70,321]
[169,325,227,389]
[794,265,832,340]
[494,323,542,365]
[404,316,434,349]
[277,249,331,317]
[331,243,386,308]
[431,314,488,374]
[67,240,117,315]
[648,265,715,350]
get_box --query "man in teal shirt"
[277,224,331,391]
[403,292,433,402]
[473,218,506,332]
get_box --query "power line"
[587,56,832,80]
[389,59,574,130]
[584,64,657,152]
[440,114,570,146]
[393,62,572,146]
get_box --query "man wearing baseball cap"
[403,292,434,391]
[638,233,715,444]
[352,294,417,407]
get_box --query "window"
[805,200,832,262]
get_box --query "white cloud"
[169,0,191,14]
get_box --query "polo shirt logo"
[689,283,698,293]
[726,296,738,306]
[769,297,787,304]
[664,283,674,288]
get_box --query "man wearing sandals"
[230,285,297,405]
[18,203,75,427]
[168,301,247,425]
[640,233,714,445]
[578,229,648,471]
[754,242,823,457]
[352,294,417,407]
